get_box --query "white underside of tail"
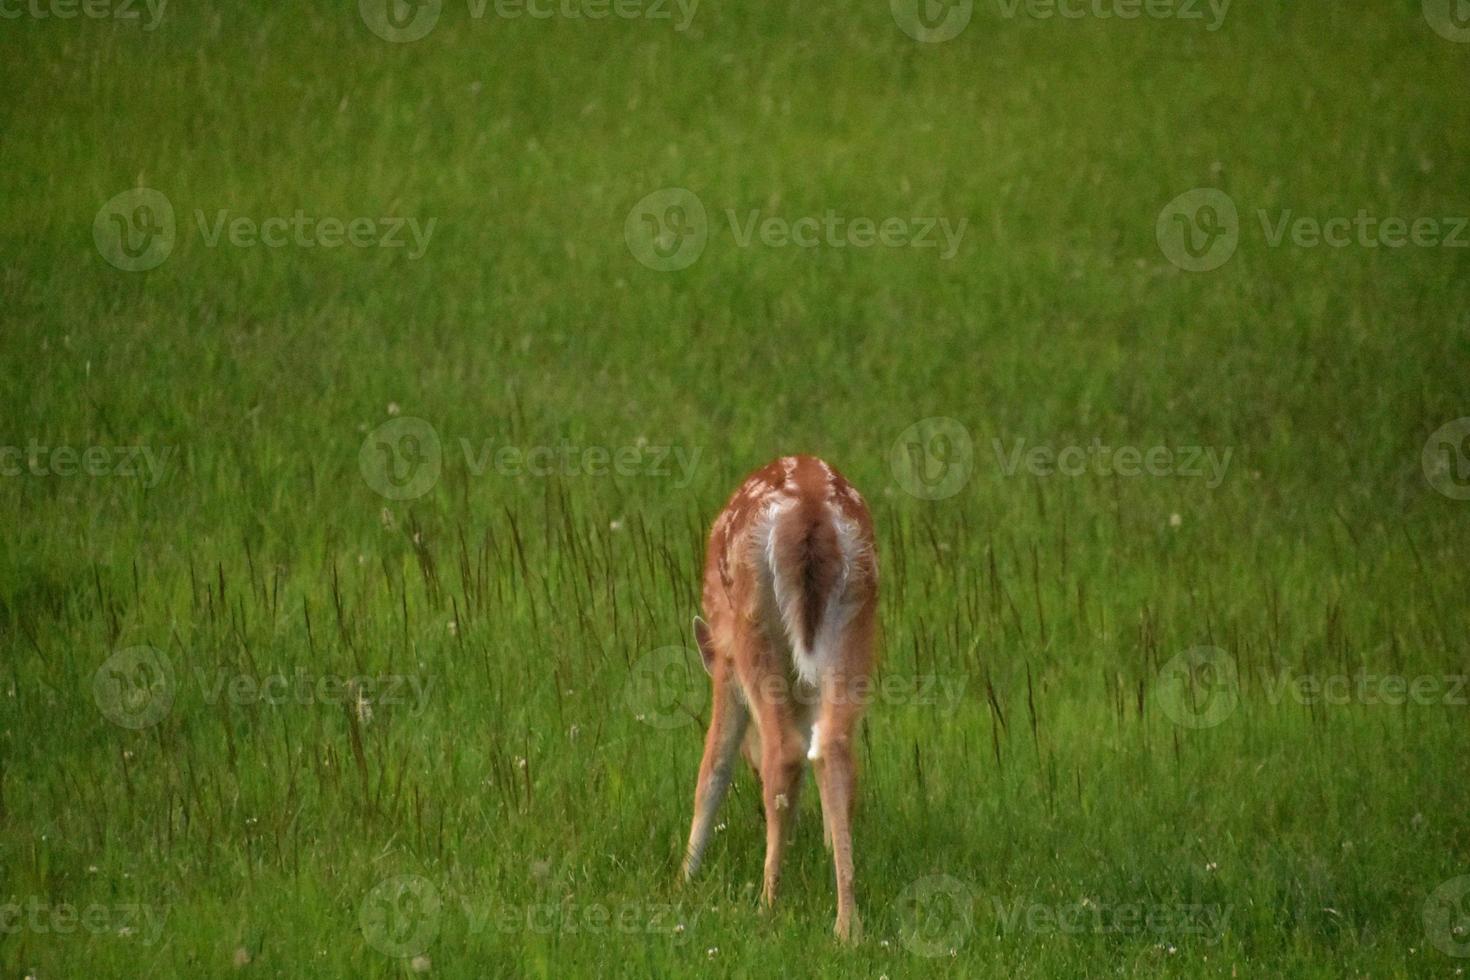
[759,499,864,689]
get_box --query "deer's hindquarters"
[684,455,876,942]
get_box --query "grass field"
[3,0,1470,975]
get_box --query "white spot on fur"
[807,722,822,760]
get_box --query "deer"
[681,455,878,942]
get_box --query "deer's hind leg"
[812,610,875,942]
[683,656,749,881]
[733,624,809,911]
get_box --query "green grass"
[2,0,1470,975]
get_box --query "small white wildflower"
[387,402,401,416]
[674,923,685,934]
[410,954,431,973]
[609,519,624,532]
[1169,513,1183,528]
[707,947,718,958]
[447,620,458,636]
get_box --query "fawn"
[681,455,878,942]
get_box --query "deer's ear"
[692,616,715,676]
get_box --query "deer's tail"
[765,494,845,686]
